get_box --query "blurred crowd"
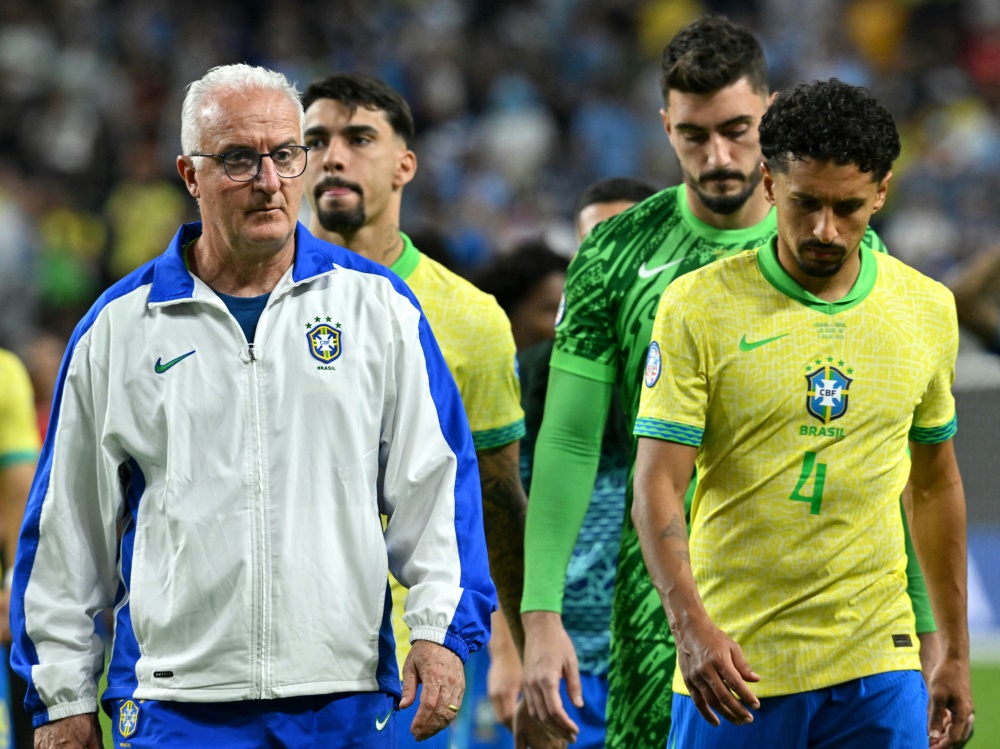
[2,0,1000,380]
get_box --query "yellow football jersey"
[0,348,40,468]
[635,242,957,697]
[388,234,523,668]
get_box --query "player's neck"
[310,216,404,268]
[776,241,862,302]
[686,184,772,231]
[189,232,293,297]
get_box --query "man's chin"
[696,189,753,215]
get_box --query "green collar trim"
[757,238,877,314]
[677,187,776,243]
[389,232,420,281]
[183,238,197,271]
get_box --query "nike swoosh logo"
[154,350,196,374]
[739,334,789,352]
[375,709,392,731]
[637,257,685,279]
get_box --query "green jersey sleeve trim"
[633,417,703,447]
[678,188,777,243]
[388,233,421,281]
[756,238,877,314]
[909,414,957,444]
[549,348,617,384]
[472,419,527,451]
[0,450,38,470]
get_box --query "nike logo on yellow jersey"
[739,333,789,351]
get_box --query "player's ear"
[660,107,672,137]
[872,171,892,213]
[393,148,416,190]
[177,155,201,199]
[762,163,776,206]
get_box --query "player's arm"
[906,439,974,749]
[477,441,527,652]
[948,245,1000,351]
[13,338,121,732]
[0,459,34,643]
[519,368,610,742]
[633,436,760,727]
[899,488,940,681]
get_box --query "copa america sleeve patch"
[644,341,661,387]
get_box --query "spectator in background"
[949,245,1000,355]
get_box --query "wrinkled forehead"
[198,88,303,148]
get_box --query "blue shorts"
[105,692,396,748]
[669,670,927,749]
[559,670,609,749]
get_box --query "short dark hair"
[472,239,569,318]
[759,79,901,182]
[661,15,768,102]
[302,73,415,144]
[574,177,658,219]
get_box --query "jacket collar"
[148,221,343,305]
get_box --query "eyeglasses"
[189,146,310,182]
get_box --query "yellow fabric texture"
[0,348,40,465]
[388,240,522,669]
[637,248,957,696]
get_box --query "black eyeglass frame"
[188,145,311,182]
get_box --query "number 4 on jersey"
[790,451,826,515]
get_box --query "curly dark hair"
[661,15,768,103]
[471,239,569,319]
[759,79,900,182]
[302,73,414,145]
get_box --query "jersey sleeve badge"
[644,341,661,388]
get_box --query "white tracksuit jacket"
[11,222,496,727]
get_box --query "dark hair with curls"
[303,73,414,145]
[661,15,768,103]
[759,79,900,182]
[574,176,658,219]
[471,239,569,319]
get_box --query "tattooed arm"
[477,441,527,653]
[633,438,760,728]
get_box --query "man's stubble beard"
[683,163,763,216]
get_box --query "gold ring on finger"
[447,704,459,713]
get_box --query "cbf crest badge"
[805,360,853,423]
[118,699,139,738]
[305,317,343,364]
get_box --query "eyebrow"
[789,192,866,206]
[304,123,381,139]
[216,137,298,152]
[674,114,754,132]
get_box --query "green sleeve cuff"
[472,420,527,451]
[0,450,38,470]
[909,414,957,444]
[633,418,703,447]
[521,370,612,613]
[901,499,936,633]
[549,349,617,384]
